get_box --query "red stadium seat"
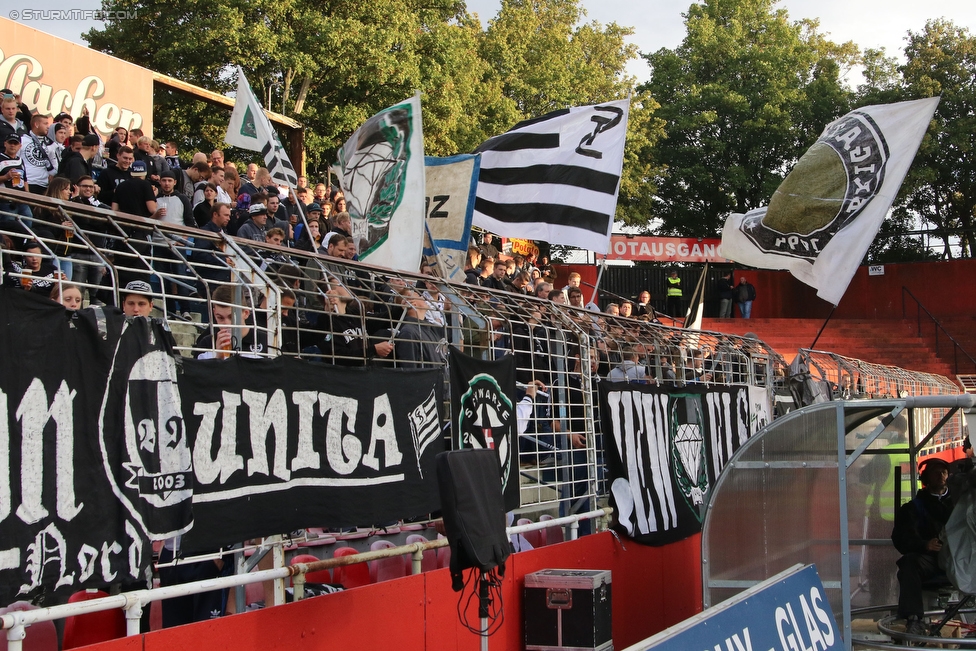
[244,580,264,607]
[332,546,372,589]
[512,518,535,552]
[0,602,58,651]
[540,514,564,544]
[150,599,162,631]
[369,540,406,583]
[520,517,546,548]
[290,553,331,584]
[62,590,125,649]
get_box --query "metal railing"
[4,188,965,635]
[902,286,976,376]
[0,189,785,519]
[0,509,612,649]
[798,348,965,450]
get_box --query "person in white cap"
[236,203,269,242]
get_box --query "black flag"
[449,347,519,511]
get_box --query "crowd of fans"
[0,92,788,629]
[0,89,776,389]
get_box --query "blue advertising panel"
[628,565,841,651]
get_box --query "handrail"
[901,286,976,376]
[0,508,612,646]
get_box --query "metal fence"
[1,188,969,639]
[797,348,965,449]
[0,188,791,521]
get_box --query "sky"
[13,0,976,87]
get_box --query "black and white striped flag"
[409,389,441,473]
[472,98,630,253]
[225,67,299,188]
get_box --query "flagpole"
[809,306,836,351]
[682,262,709,329]
[588,256,607,307]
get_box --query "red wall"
[560,259,976,320]
[86,533,703,651]
[744,258,976,320]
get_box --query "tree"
[640,0,856,237]
[893,19,976,258]
[84,0,664,236]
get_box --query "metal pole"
[479,574,490,651]
[588,258,607,307]
[809,306,836,350]
[837,402,853,651]
[124,600,143,637]
[6,623,25,651]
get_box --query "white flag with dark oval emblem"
[721,97,939,305]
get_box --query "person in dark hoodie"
[57,134,100,186]
[464,246,481,285]
[97,145,135,205]
[318,281,393,364]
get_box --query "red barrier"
[84,532,704,651]
[744,258,976,320]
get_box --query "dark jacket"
[57,150,92,184]
[719,276,734,300]
[892,489,953,555]
[481,275,508,291]
[96,163,131,205]
[735,282,756,303]
[391,316,443,369]
[0,118,26,143]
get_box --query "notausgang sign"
[601,236,731,263]
[627,565,841,651]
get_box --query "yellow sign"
[509,238,539,258]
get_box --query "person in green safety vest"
[666,270,682,318]
[860,415,910,603]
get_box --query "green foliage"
[864,211,938,263]
[83,0,660,223]
[894,19,976,259]
[640,0,856,237]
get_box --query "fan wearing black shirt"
[111,160,157,218]
[97,145,135,205]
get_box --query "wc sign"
[629,565,841,651]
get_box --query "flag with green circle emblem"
[721,97,939,305]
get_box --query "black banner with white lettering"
[0,289,155,606]
[449,347,519,511]
[178,357,444,552]
[600,382,760,546]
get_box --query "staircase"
[903,315,976,377]
[701,318,958,379]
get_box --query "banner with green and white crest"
[337,94,426,273]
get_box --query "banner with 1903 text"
[0,289,156,606]
[0,287,445,603]
[600,382,766,546]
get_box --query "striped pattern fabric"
[473,98,630,254]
